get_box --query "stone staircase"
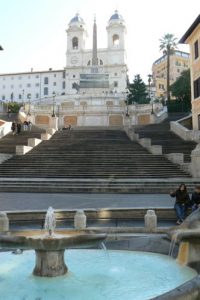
[0,125,197,193]
[134,113,197,163]
[0,125,45,154]
[0,129,191,179]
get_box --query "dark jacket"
[170,189,190,205]
[192,192,200,205]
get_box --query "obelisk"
[92,17,98,70]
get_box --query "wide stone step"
[0,128,191,182]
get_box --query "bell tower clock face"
[71,56,79,65]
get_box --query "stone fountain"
[169,208,200,270]
[0,207,106,277]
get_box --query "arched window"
[100,59,103,65]
[113,34,120,46]
[72,37,78,49]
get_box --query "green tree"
[127,74,149,104]
[8,102,21,113]
[159,33,177,102]
[170,69,191,111]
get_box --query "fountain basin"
[0,230,106,277]
[0,249,197,300]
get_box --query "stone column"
[33,250,68,277]
[0,212,9,232]
[190,144,200,177]
[144,210,157,232]
[49,117,58,130]
[74,210,87,229]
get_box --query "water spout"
[44,207,56,237]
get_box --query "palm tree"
[159,34,177,102]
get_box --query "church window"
[62,81,66,89]
[62,71,66,78]
[100,59,103,65]
[72,37,78,49]
[44,87,48,95]
[113,34,120,46]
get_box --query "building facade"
[1,11,165,127]
[152,50,190,99]
[0,11,127,104]
[180,15,200,130]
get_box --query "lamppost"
[148,74,153,114]
[125,88,130,117]
[22,90,25,107]
[147,74,152,100]
[27,94,31,115]
[52,93,56,117]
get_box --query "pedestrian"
[11,122,16,135]
[170,184,190,225]
[23,121,28,131]
[16,123,21,135]
[7,108,11,119]
[28,121,32,131]
[191,185,200,212]
[68,124,72,130]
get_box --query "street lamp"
[27,94,31,115]
[52,93,56,117]
[148,74,154,114]
[147,74,152,100]
[125,88,130,117]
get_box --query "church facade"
[65,12,127,94]
[1,11,131,127]
[1,11,162,127]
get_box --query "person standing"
[23,121,28,131]
[191,185,200,211]
[28,121,32,131]
[170,184,190,225]
[16,123,21,135]
[7,108,11,119]
[11,122,16,135]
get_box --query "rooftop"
[0,69,64,77]
[153,50,190,65]
[179,14,200,43]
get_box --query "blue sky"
[0,0,199,82]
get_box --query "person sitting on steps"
[170,184,190,225]
[191,185,200,212]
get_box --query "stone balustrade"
[16,145,33,155]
